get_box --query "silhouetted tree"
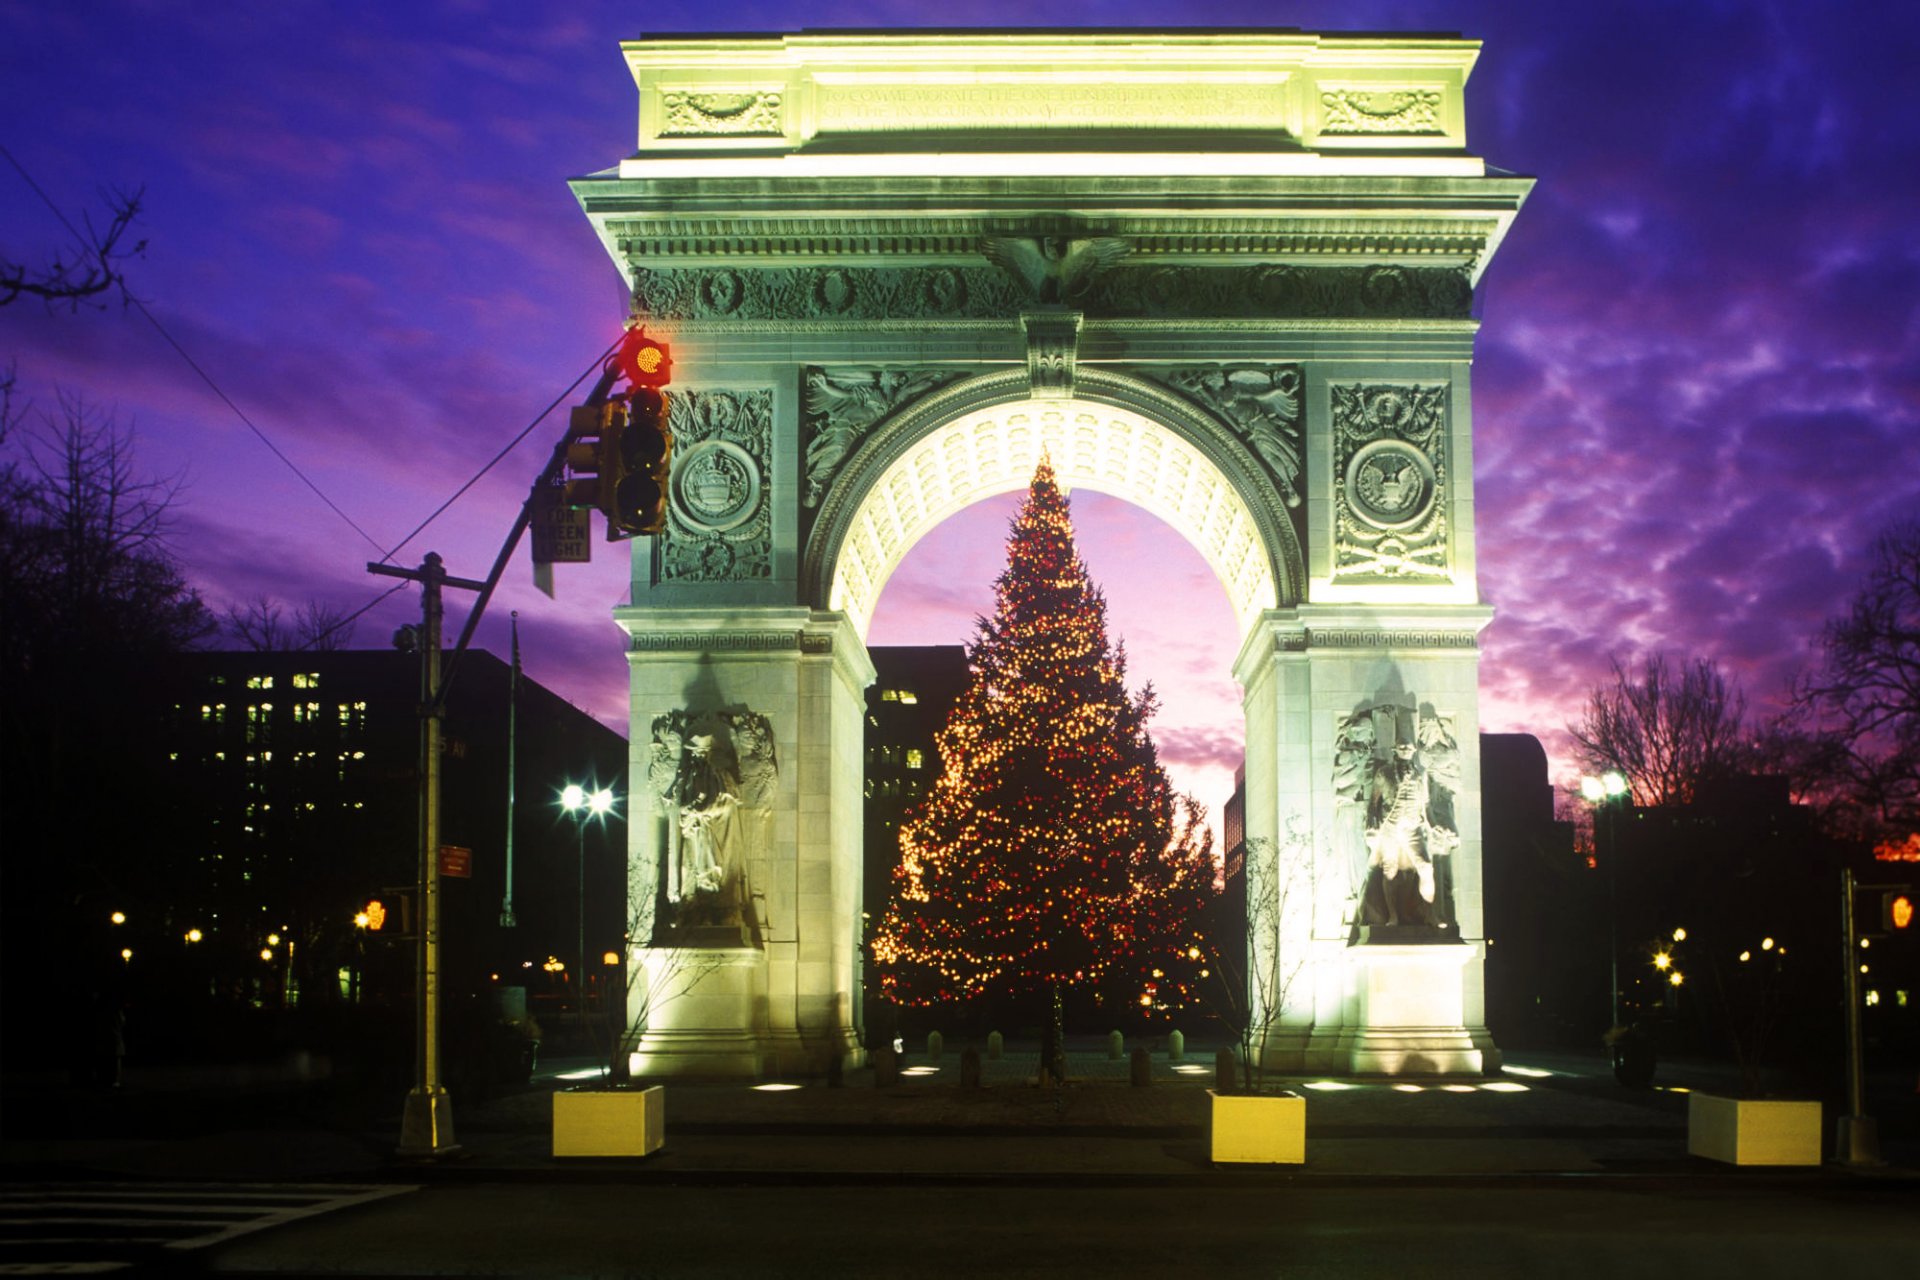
[1570,652,1750,805]
[226,595,357,651]
[1795,522,1920,831]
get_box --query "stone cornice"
[604,215,1498,265]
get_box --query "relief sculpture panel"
[1331,382,1451,582]
[660,388,774,583]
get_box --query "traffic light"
[616,328,673,389]
[613,386,671,535]
[563,399,626,513]
[361,890,417,937]
[1885,890,1914,934]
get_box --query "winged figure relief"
[979,236,1132,304]
[802,367,953,507]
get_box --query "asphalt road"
[187,1180,1920,1278]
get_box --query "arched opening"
[811,381,1303,642]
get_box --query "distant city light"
[1761,937,1775,951]
[119,948,132,961]
[260,948,274,961]
[184,928,202,943]
[1652,952,1672,971]
[1671,927,1687,942]
[602,951,620,966]
[110,911,126,925]
[266,933,281,947]
[1668,971,1684,987]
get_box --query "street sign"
[439,845,472,879]
[532,485,592,566]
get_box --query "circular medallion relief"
[1345,439,1436,530]
[671,440,761,533]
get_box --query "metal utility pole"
[501,611,520,929]
[371,551,484,1160]
[1837,867,1884,1166]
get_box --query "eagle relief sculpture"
[979,235,1131,305]
[645,709,779,937]
[1333,703,1462,937]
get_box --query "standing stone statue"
[645,709,778,931]
[1334,704,1461,935]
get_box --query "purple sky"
[5,2,1916,835]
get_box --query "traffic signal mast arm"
[367,329,663,716]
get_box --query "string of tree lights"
[872,456,1216,1023]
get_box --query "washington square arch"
[569,29,1531,1079]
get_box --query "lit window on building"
[246,675,273,690]
[897,690,917,705]
[880,689,899,702]
[906,749,924,769]
[293,673,320,689]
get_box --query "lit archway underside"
[829,397,1277,640]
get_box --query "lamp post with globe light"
[560,784,615,1029]
[1579,770,1630,1029]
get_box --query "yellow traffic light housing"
[613,386,671,535]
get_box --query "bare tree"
[1795,522,1920,829]
[1206,822,1315,1093]
[1569,652,1750,806]
[1,187,145,310]
[0,392,213,681]
[227,595,358,651]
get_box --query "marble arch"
[573,29,1531,1078]
[808,370,1305,640]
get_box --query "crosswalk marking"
[0,1182,414,1274]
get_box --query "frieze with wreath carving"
[1331,383,1451,582]
[659,388,774,584]
[658,89,784,137]
[629,263,1472,323]
[801,367,965,509]
[1318,88,1445,135]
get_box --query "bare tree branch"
[1569,652,1750,806]
[1,186,146,311]
[1794,521,1920,829]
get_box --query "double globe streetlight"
[559,784,616,1028]
[1579,771,1630,1030]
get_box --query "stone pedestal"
[1328,943,1485,1075]
[626,946,766,1078]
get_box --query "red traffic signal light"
[616,328,672,389]
[1886,891,1914,933]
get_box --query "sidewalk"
[7,1042,1913,1187]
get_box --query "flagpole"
[501,611,520,928]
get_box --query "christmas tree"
[872,456,1216,1024]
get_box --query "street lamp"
[560,783,616,1028]
[1581,771,1630,1031]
